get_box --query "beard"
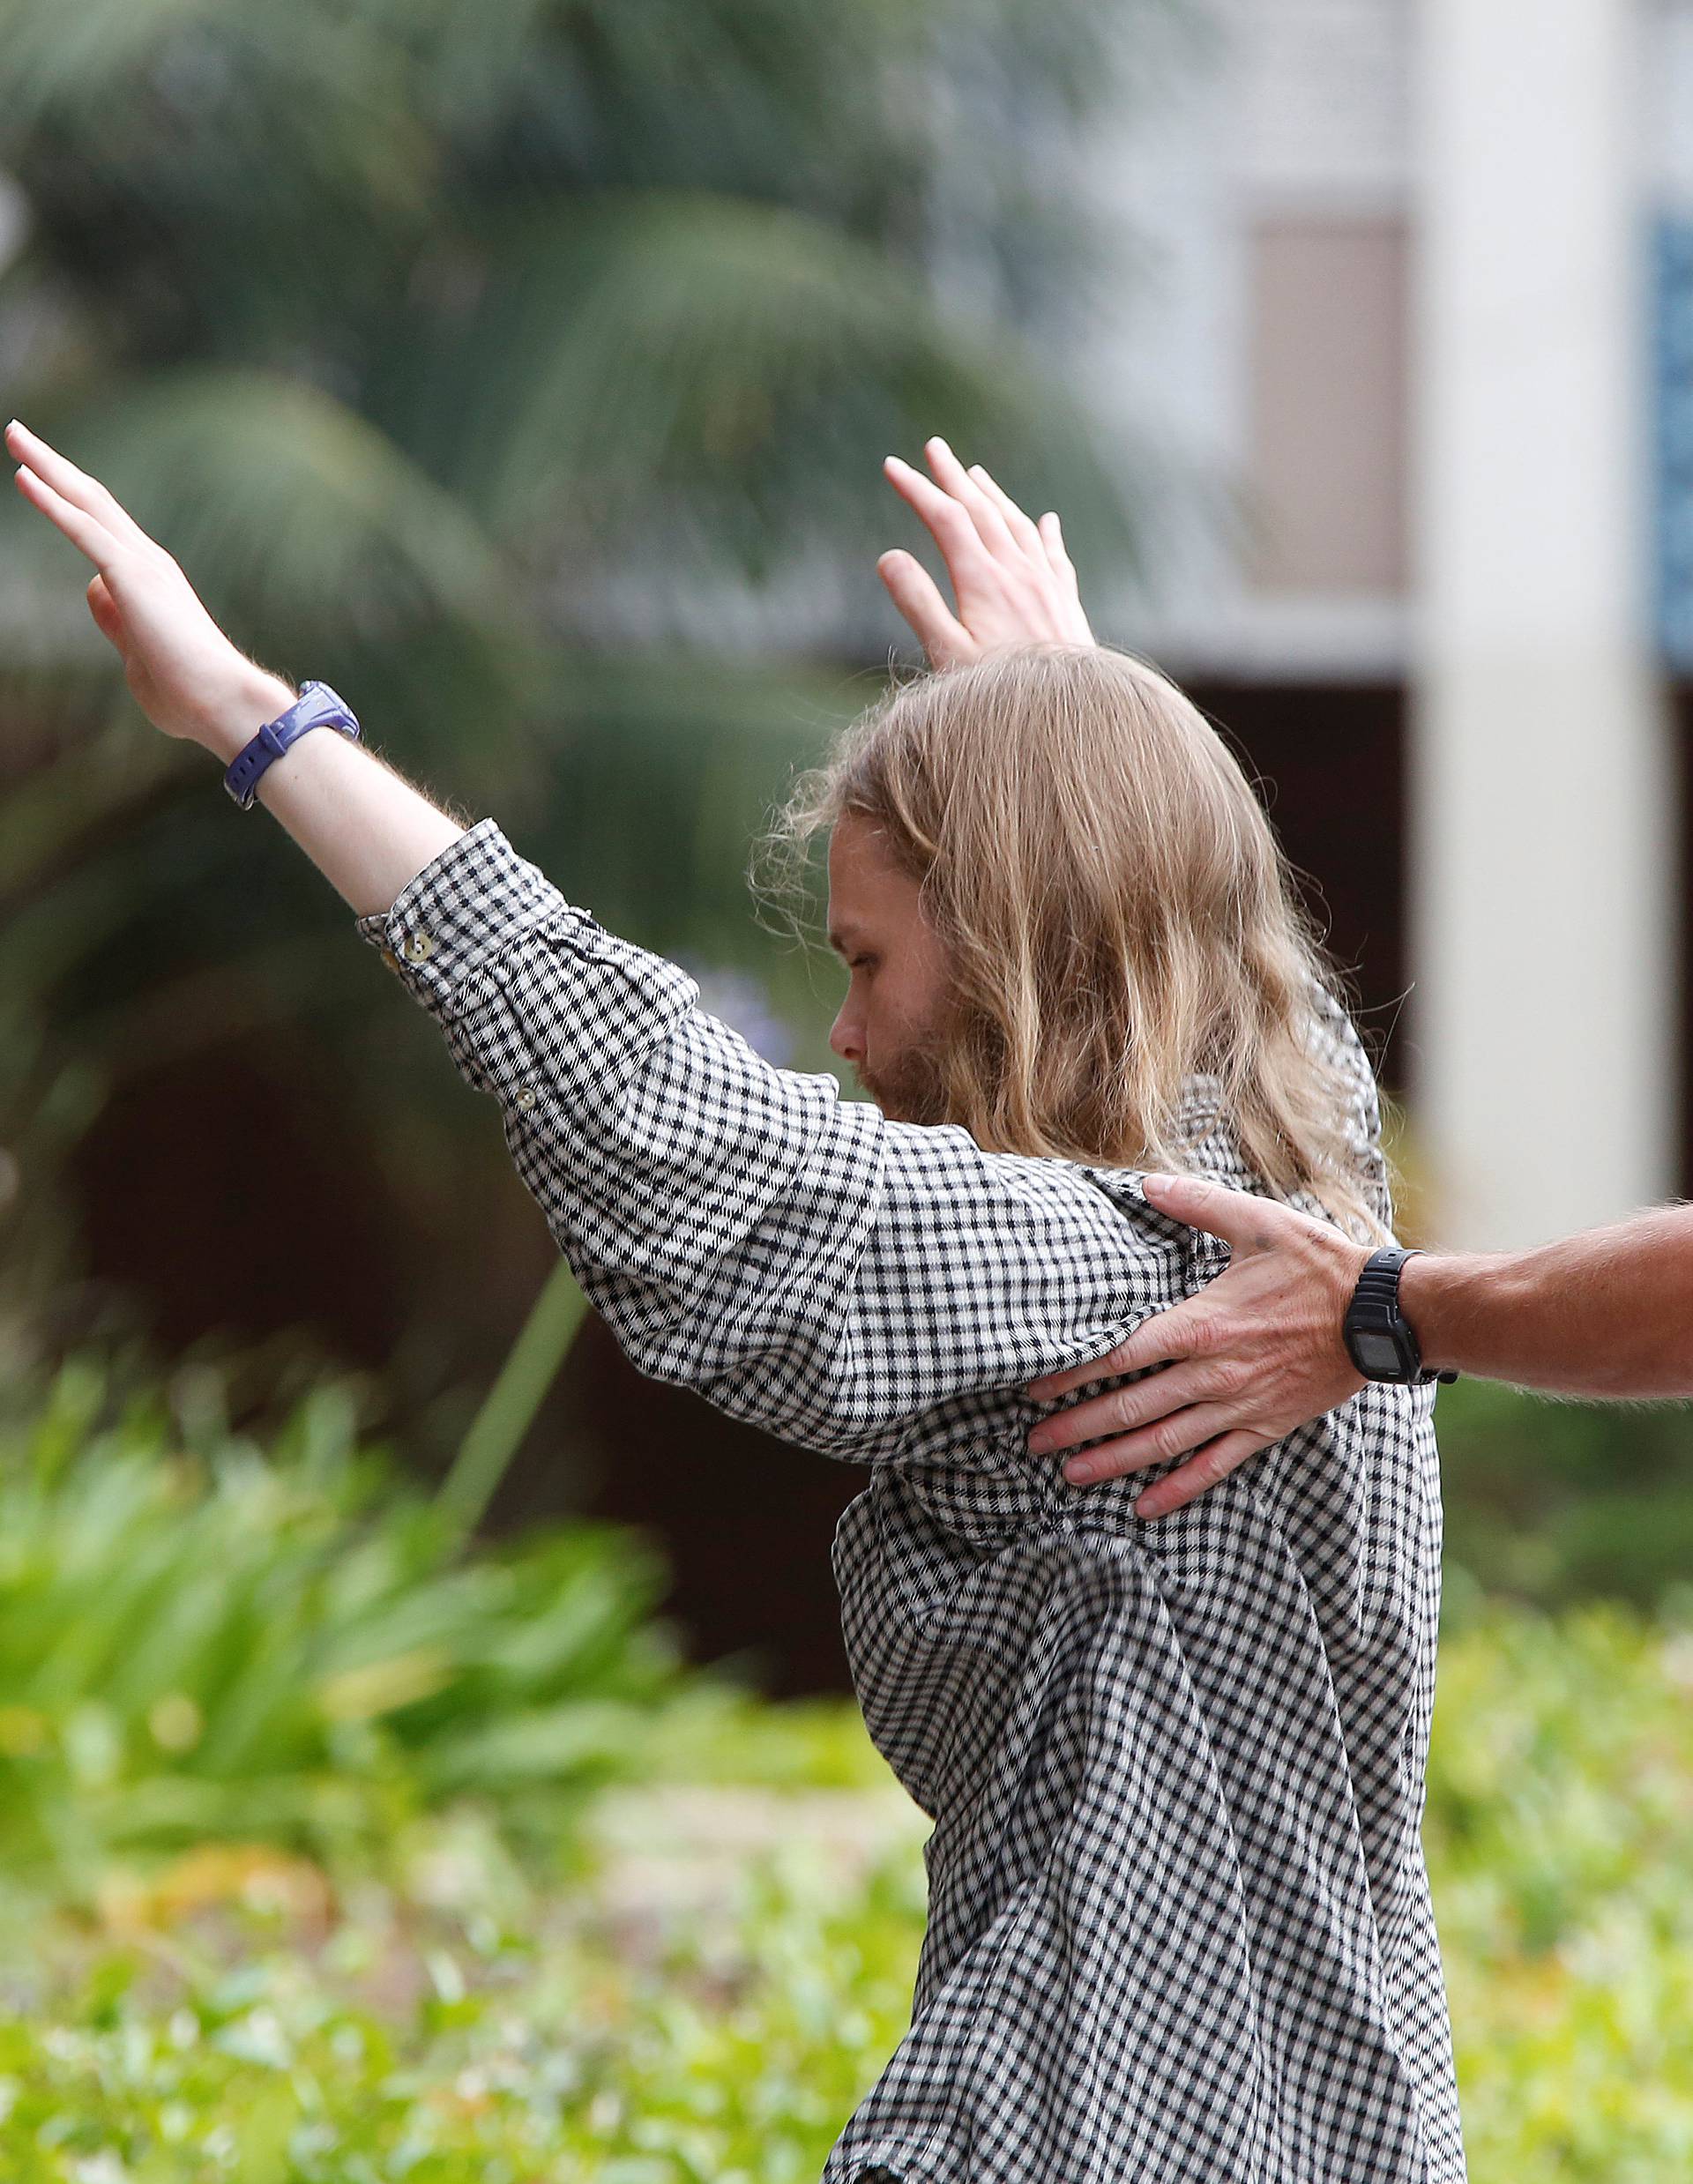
[855,1033,955,1128]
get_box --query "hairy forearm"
[1403,1205,1693,1398]
[199,669,466,916]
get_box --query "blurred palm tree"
[0,0,1167,1429]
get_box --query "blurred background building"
[1074,0,1689,1249]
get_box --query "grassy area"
[0,1360,1689,2179]
[0,1612,1686,2180]
[0,1805,929,2184]
[1427,1609,1693,2180]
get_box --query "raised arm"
[10,420,1176,1461]
[5,420,465,913]
[341,819,1182,1460]
[8,418,1082,912]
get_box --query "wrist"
[192,667,300,764]
[1340,1245,1435,1383]
[1397,1250,1487,1378]
[1331,1240,1373,1365]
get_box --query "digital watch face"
[1354,1329,1407,1379]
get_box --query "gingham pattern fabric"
[358,817,1466,2184]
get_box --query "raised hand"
[1022,1174,1370,1519]
[6,418,287,747]
[879,436,1093,668]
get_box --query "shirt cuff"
[354,816,571,1025]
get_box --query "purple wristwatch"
[224,680,362,809]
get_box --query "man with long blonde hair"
[9,415,1465,2183]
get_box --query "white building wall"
[1078,0,1684,1245]
[1412,0,1677,1246]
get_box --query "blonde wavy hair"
[757,645,1385,1240]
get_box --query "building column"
[1413,0,1676,1249]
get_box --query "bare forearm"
[198,669,466,917]
[0,418,466,915]
[1402,1206,1693,1398]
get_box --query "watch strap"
[225,679,361,810]
[1345,1246,1458,1387]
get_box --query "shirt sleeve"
[356,819,1180,1465]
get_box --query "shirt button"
[402,931,436,964]
[514,1085,538,1110]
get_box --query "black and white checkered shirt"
[359,818,1466,2184]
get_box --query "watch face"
[1354,1329,1407,1379]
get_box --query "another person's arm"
[1396,1216,1693,1396]
[1025,1175,1693,1517]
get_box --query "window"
[1246,217,1409,596]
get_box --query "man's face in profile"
[825,813,956,1127]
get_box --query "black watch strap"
[1344,1247,1458,1388]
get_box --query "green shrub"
[0,1606,1687,2181]
[1436,1376,1693,1617]
[3,1355,1692,2178]
[0,1826,929,2184]
[1426,1606,1693,2180]
[0,1354,701,1902]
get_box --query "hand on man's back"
[1023,1176,1370,1518]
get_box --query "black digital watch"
[1343,1247,1458,1387]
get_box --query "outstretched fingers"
[876,548,974,668]
[920,436,1021,561]
[884,454,992,575]
[12,460,123,569]
[1022,1179,1283,1405]
[1139,1172,1329,1260]
[1038,509,1076,583]
[966,462,1045,558]
[1054,1399,1245,1487]
[1027,1356,1220,1457]
[1025,1296,1210,1403]
[6,421,153,551]
[882,435,1093,656]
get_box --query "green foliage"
[0,1353,707,1902]
[439,1260,591,1535]
[1436,1376,1693,1617]
[1426,1606,1693,2180]
[0,1362,1689,2175]
[0,1600,1687,2180]
[0,1826,929,2183]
